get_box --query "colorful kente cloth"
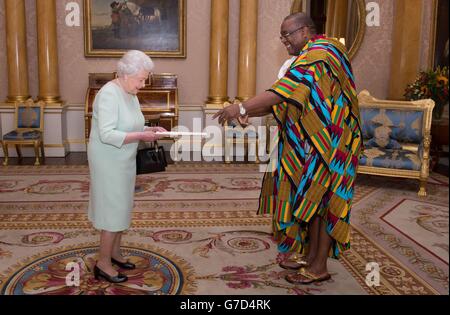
[258,36,363,259]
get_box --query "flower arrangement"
[404,66,449,119]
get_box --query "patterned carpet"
[351,173,449,294]
[0,164,447,295]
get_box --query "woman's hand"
[141,131,159,142]
[124,128,167,144]
[142,127,168,142]
[145,126,168,134]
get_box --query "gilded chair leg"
[15,145,22,160]
[255,140,260,164]
[418,180,427,197]
[2,142,8,166]
[33,142,40,166]
[40,141,45,161]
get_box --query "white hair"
[117,50,154,77]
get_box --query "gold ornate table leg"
[40,141,45,162]
[15,144,22,160]
[33,142,40,165]
[2,142,9,166]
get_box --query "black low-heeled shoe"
[93,265,128,283]
[111,257,136,270]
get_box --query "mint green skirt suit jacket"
[88,82,145,232]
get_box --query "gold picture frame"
[429,0,449,68]
[84,0,186,58]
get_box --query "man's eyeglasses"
[279,25,307,41]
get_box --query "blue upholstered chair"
[357,90,435,196]
[1,99,46,166]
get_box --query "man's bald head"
[279,12,318,55]
[283,13,317,34]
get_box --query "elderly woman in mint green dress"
[88,50,166,283]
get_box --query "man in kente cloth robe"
[213,12,363,284]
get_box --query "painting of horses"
[84,0,186,58]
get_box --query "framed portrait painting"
[84,0,186,58]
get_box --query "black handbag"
[136,141,167,175]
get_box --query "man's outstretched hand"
[212,102,240,125]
